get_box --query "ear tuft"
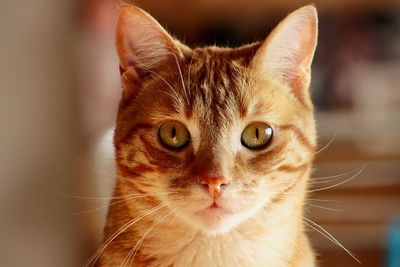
[116,6,179,75]
[251,5,318,95]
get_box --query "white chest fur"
[141,215,311,267]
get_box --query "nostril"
[201,183,209,191]
[220,182,229,190]
[199,176,231,192]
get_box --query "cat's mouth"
[209,202,219,209]
[206,201,232,212]
[195,201,234,218]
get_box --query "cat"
[94,4,318,267]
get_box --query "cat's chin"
[190,207,244,235]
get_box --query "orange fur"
[95,5,318,267]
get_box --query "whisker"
[311,179,346,185]
[311,167,362,181]
[301,216,360,263]
[304,202,342,212]
[133,63,184,108]
[71,198,126,215]
[264,202,359,263]
[75,153,116,176]
[71,192,173,215]
[308,165,366,193]
[123,210,172,267]
[75,155,115,177]
[315,133,337,154]
[157,90,183,104]
[173,54,190,108]
[83,204,164,267]
[307,198,342,203]
[186,52,195,90]
[56,191,176,201]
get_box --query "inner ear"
[116,5,181,77]
[251,6,318,95]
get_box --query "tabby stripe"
[133,253,156,266]
[283,167,308,194]
[131,164,154,173]
[119,177,148,195]
[276,163,310,173]
[139,135,184,169]
[249,142,287,171]
[279,124,315,151]
[184,51,249,128]
[291,87,313,111]
[238,97,248,118]
[117,122,154,146]
[270,168,308,204]
[118,164,141,178]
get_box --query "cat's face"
[114,6,317,235]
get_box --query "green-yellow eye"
[158,120,190,149]
[241,122,273,150]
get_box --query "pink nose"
[199,176,230,199]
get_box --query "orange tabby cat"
[94,4,318,267]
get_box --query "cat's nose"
[199,176,230,199]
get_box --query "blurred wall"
[0,0,82,266]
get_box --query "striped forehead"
[182,50,248,129]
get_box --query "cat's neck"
[100,178,315,267]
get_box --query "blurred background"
[1,0,399,266]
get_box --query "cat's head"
[114,5,318,235]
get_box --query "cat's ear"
[251,5,318,95]
[116,5,180,77]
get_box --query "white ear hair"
[251,6,318,93]
[116,6,179,72]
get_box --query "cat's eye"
[158,120,190,149]
[241,122,273,150]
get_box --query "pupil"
[171,127,177,139]
[255,128,259,140]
